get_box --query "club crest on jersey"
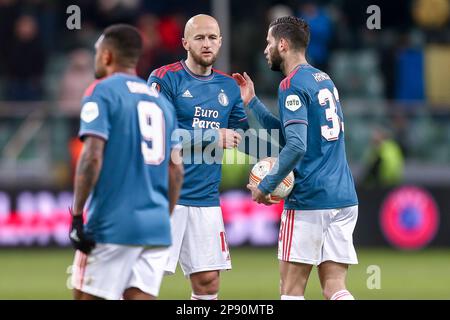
[285,95,302,111]
[80,102,99,123]
[218,90,229,107]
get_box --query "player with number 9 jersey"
[79,74,178,246]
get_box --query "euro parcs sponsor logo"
[380,186,439,249]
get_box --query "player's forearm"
[73,140,104,216]
[258,123,307,194]
[229,117,250,132]
[248,97,282,131]
[168,159,184,214]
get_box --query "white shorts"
[71,243,169,300]
[278,206,358,266]
[165,205,232,277]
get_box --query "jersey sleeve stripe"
[160,67,180,79]
[159,68,170,79]
[154,67,164,78]
[79,130,108,141]
[161,63,182,77]
[83,79,101,97]
[165,63,182,72]
[280,66,301,91]
[155,62,183,79]
[280,78,288,91]
[154,63,175,78]
[284,119,308,127]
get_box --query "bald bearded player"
[147,15,249,300]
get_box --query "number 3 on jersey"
[319,87,342,141]
[137,101,165,165]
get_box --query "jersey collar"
[288,63,309,77]
[180,60,215,81]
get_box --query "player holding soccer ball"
[233,16,358,300]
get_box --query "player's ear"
[218,35,222,48]
[182,37,189,51]
[279,38,288,53]
[102,49,113,66]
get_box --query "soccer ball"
[249,157,295,201]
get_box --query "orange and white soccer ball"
[249,157,295,201]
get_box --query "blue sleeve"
[258,122,307,194]
[78,84,113,141]
[228,98,249,131]
[167,102,181,150]
[247,96,282,131]
[245,96,286,155]
[147,71,174,103]
[279,87,309,128]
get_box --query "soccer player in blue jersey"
[234,16,358,300]
[148,14,249,300]
[69,24,184,300]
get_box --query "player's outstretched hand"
[69,208,96,254]
[218,128,242,149]
[232,72,256,106]
[247,184,280,206]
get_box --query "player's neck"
[184,57,213,76]
[281,55,308,77]
[109,66,137,77]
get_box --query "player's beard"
[190,49,218,68]
[95,67,107,79]
[269,46,282,72]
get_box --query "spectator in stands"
[297,0,333,71]
[0,0,20,76]
[394,31,425,103]
[136,14,163,79]
[361,128,404,187]
[59,49,95,115]
[136,13,185,79]
[5,14,46,101]
[157,13,186,61]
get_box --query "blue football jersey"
[78,73,178,246]
[148,60,249,207]
[278,64,358,210]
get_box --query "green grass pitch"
[0,247,449,299]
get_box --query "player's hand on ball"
[69,208,96,254]
[218,128,242,149]
[232,72,256,106]
[247,184,280,206]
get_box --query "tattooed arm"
[69,136,104,254]
[72,136,105,216]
